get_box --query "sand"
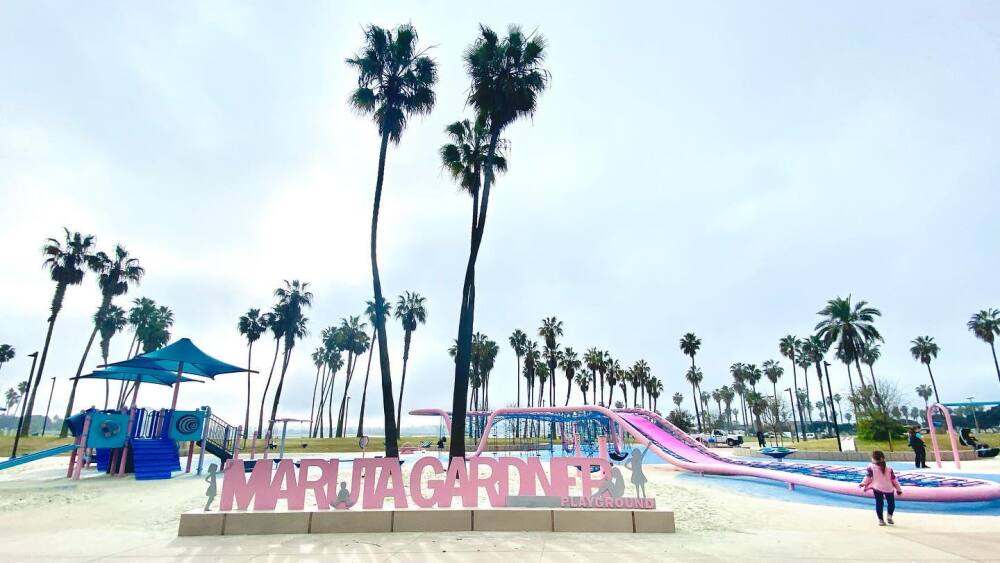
[1,452,999,562]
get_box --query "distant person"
[756,429,766,448]
[908,426,929,469]
[203,463,218,511]
[436,436,447,450]
[859,450,902,526]
[623,444,652,498]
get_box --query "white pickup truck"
[693,429,744,447]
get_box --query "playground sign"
[220,455,654,511]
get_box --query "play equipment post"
[70,415,92,480]
[118,380,142,476]
[926,403,962,470]
[196,406,210,475]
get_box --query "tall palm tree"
[62,245,144,437]
[779,335,807,439]
[0,345,15,379]
[649,377,663,412]
[256,308,283,438]
[309,346,326,437]
[915,384,933,410]
[266,280,313,439]
[394,291,427,429]
[763,359,783,431]
[357,298,390,437]
[559,347,581,405]
[441,116,509,236]
[538,317,563,409]
[125,297,156,357]
[747,391,767,433]
[575,371,590,405]
[604,356,619,408]
[25,229,95,437]
[632,360,651,408]
[522,339,539,407]
[967,309,1000,383]
[719,385,735,429]
[910,336,941,404]
[679,333,702,430]
[617,362,629,408]
[685,366,703,428]
[334,315,369,437]
[96,304,127,408]
[672,392,683,409]
[348,24,436,457]
[815,295,882,394]
[744,364,762,393]
[237,308,266,439]
[508,330,528,408]
[449,25,549,458]
[584,347,603,406]
[730,363,747,427]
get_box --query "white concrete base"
[178,508,675,536]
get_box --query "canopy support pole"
[169,361,186,412]
[118,380,142,476]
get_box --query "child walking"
[859,450,902,526]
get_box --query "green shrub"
[856,411,905,441]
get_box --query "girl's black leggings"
[913,447,926,468]
[874,491,895,520]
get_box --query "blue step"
[130,439,180,480]
[96,448,112,472]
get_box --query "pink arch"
[925,403,962,470]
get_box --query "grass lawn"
[768,430,973,453]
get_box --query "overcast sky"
[1,2,998,433]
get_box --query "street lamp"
[967,396,980,433]
[41,377,56,436]
[785,388,799,443]
[11,352,39,459]
[822,362,843,452]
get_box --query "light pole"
[11,352,39,458]
[41,377,56,436]
[966,397,980,433]
[822,362,842,452]
[785,388,799,442]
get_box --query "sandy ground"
[1,453,1000,562]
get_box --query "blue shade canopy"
[106,338,251,379]
[76,367,203,387]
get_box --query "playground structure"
[412,405,1000,503]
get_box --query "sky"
[1,2,999,434]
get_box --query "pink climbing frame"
[925,403,962,470]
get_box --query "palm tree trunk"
[308,363,321,437]
[990,342,1000,384]
[599,370,604,406]
[395,330,413,429]
[336,352,357,437]
[244,342,254,440]
[34,284,67,435]
[803,367,813,426]
[515,355,521,408]
[356,328,377,437]
[57,323,99,437]
[565,377,572,406]
[926,363,941,404]
[266,345,294,440]
[313,366,328,438]
[369,130,399,459]
[843,362,856,396]
[790,358,806,440]
[815,362,832,435]
[256,340,280,439]
[690,382,701,432]
[607,383,614,409]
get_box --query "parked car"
[805,432,816,439]
[694,429,744,447]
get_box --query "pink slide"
[412,406,1000,503]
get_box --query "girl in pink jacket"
[859,450,902,526]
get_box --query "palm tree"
[96,304,127,408]
[779,336,807,440]
[237,308,266,439]
[24,229,95,437]
[649,377,663,412]
[508,330,528,408]
[334,315,369,437]
[125,297,155,357]
[574,371,590,405]
[538,317,563,408]
[815,295,882,394]
[679,332,702,430]
[256,308,283,438]
[309,346,326,437]
[62,245,144,437]
[449,25,549,458]
[348,24,436,457]
[672,392,684,409]
[730,363,747,427]
[441,117,509,236]
[536,363,549,407]
[685,366,703,428]
[719,386,735,429]
[763,359,783,428]
[632,360,651,408]
[522,339,539,407]
[967,309,1000,383]
[357,298,391,437]
[747,391,767,433]
[795,350,813,425]
[910,336,941,404]
[605,356,620,408]
[559,347,581,405]
[584,347,603,406]
[744,364,762,393]
[266,280,312,439]
[915,384,933,410]
[0,345,15,379]
[394,291,427,429]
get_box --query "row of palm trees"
[8,228,179,438]
[236,288,427,442]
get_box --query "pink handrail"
[926,403,962,470]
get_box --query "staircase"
[202,413,239,465]
[130,439,181,480]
